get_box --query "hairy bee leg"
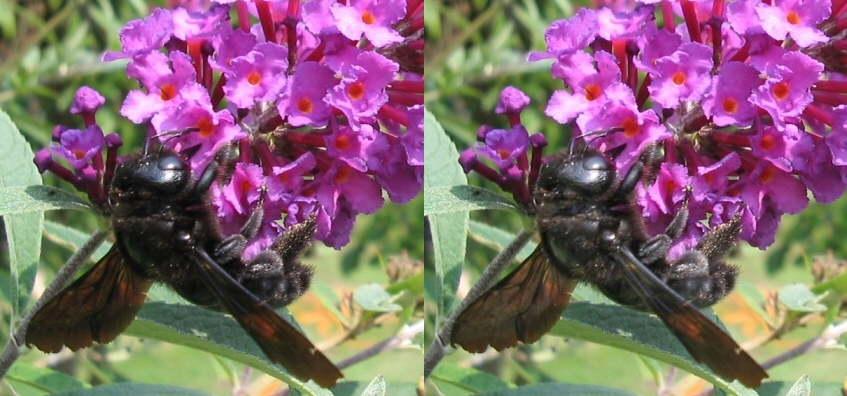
[193,160,220,199]
[213,143,239,184]
[665,251,738,307]
[238,217,316,307]
[664,216,742,307]
[213,207,263,263]
[637,189,691,264]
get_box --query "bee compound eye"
[159,155,185,171]
[583,155,609,171]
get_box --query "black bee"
[25,145,343,388]
[450,145,768,388]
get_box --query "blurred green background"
[424,0,847,394]
[0,0,423,395]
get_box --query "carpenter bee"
[450,145,768,388]
[26,144,343,388]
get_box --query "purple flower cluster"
[462,0,847,256]
[35,0,424,257]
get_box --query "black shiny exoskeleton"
[451,147,768,388]
[26,147,343,388]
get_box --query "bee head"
[536,151,615,197]
[111,150,191,198]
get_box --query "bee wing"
[26,245,152,353]
[451,246,576,352]
[188,246,342,389]
[611,246,768,388]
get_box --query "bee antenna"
[152,127,201,154]
[577,127,625,155]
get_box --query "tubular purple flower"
[37,0,424,256]
[462,0,847,253]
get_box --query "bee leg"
[620,143,663,196]
[637,182,695,264]
[213,203,264,263]
[664,216,741,307]
[637,197,690,264]
[238,217,316,307]
[664,251,738,307]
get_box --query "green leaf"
[5,363,89,393]
[386,271,424,295]
[53,383,213,396]
[125,302,325,396]
[754,380,845,396]
[0,109,44,316]
[424,185,517,216]
[550,302,755,395]
[778,283,826,313]
[424,108,468,316]
[429,363,515,393]
[812,270,847,295]
[43,220,111,262]
[354,283,402,312]
[736,280,775,328]
[476,383,640,396]
[785,375,811,396]
[360,375,386,396]
[0,185,91,216]
[331,381,419,396]
[312,280,348,327]
[468,220,535,262]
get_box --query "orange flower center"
[240,179,253,194]
[335,166,352,183]
[664,179,678,193]
[348,82,366,100]
[760,135,776,151]
[622,118,640,138]
[786,11,801,25]
[722,97,739,114]
[497,149,511,160]
[160,84,177,101]
[72,149,86,160]
[298,97,314,113]
[336,134,351,151]
[672,72,687,85]
[197,117,215,137]
[361,11,376,25]
[247,71,262,85]
[760,166,777,183]
[773,81,790,100]
[585,84,602,101]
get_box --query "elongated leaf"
[551,302,757,395]
[779,284,826,313]
[0,109,44,315]
[478,383,640,396]
[354,283,401,312]
[360,375,386,396]
[126,302,327,396]
[330,381,419,396]
[0,185,91,216]
[468,220,535,262]
[424,108,468,316]
[755,379,844,396]
[429,363,515,394]
[424,185,517,216]
[786,375,811,396]
[53,383,213,396]
[43,221,111,263]
[5,363,89,393]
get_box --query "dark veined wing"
[451,245,576,352]
[611,245,768,388]
[189,246,343,389]
[26,245,152,352]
